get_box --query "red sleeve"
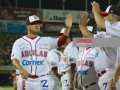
[57,34,68,47]
[13,76,16,81]
[79,30,82,34]
[51,67,58,70]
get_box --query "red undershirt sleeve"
[57,34,68,47]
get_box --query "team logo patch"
[96,34,105,38]
[95,51,99,57]
[20,42,29,50]
[110,22,118,26]
[78,69,89,75]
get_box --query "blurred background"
[0,0,120,89]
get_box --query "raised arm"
[78,12,94,38]
[58,13,72,47]
[91,1,106,31]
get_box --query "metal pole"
[108,0,110,5]
[85,0,87,11]
[15,0,17,7]
[62,0,65,10]
[39,0,41,9]
[117,1,120,7]
[0,0,1,7]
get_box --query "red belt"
[98,70,106,77]
[84,82,96,89]
[29,75,45,79]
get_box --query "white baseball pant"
[18,75,49,90]
[47,74,60,90]
[77,75,100,90]
[61,72,70,90]
[98,67,120,90]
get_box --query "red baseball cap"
[56,28,66,36]
[26,15,43,24]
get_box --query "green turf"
[0,87,13,90]
[0,86,62,90]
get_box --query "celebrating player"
[78,11,119,90]
[56,28,78,90]
[11,13,72,90]
[47,49,62,90]
[81,2,120,90]
[76,13,99,90]
[90,1,120,90]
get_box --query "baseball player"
[79,2,120,90]
[76,15,100,90]
[47,49,62,90]
[11,14,72,90]
[59,41,78,90]
[89,3,120,90]
[79,11,119,90]
[56,28,78,90]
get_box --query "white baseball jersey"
[94,31,111,38]
[94,32,117,72]
[94,47,117,72]
[77,47,99,89]
[105,21,120,37]
[11,36,59,76]
[104,21,120,66]
[47,49,61,90]
[47,49,62,76]
[58,42,78,73]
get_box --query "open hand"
[64,13,72,28]
[91,1,101,14]
[78,12,89,26]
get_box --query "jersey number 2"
[65,80,69,86]
[103,83,107,90]
[41,80,48,87]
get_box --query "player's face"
[26,21,41,34]
[103,14,116,22]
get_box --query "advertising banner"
[0,66,15,70]
[0,20,26,33]
[43,9,83,23]
[43,23,65,32]
[0,7,42,20]
[43,22,80,33]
